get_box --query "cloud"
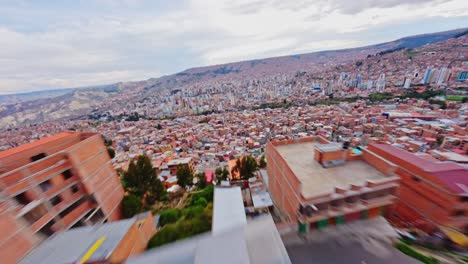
[329,0,439,14]
[0,0,467,94]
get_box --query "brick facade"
[0,132,124,264]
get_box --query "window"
[62,169,73,180]
[39,180,52,192]
[23,204,48,224]
[14,192,30,205]
[38,219,56,237]
[31,153,46,162]
[452,210,465,217]
[59,197,87,218]
[411,176,421,182]
[71,185,79,193]
[50,196,62,206]
[70,221,85,229]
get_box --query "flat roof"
[128,215,291,264]
[275,142,386,199]
[251,191,273,209]
[20,215,139,264]
[212,187,247,234]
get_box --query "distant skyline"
[0,0,468,94]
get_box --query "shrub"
[193,197,208,208]
[159,208,182,226]
[191,185,214,205]
[147,224,180,248]
[183,205,204,219]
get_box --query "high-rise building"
[0,132,124,263]
[429,68,439,84]
[457,71,468,81]
[403,78,411,89]
[265,137,399,233]
[376,74,386,91]
[422,67,432,84]
[437,67,449,85]
[356,74,362,88]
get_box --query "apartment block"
[0,132,124,263]
[368,144,468,234]
[266,136,399,233]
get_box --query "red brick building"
[368,144,468,234]
[0,132,124,263]
[266,136,399,233]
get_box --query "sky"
[0,0,467,94]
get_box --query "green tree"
[195,172,207,189]
[176,164,193,188]
[123,155,155,197]
[215,167,229,183]
[121,194,143,218]
[159,208,182,226]
[231,155,258,180]
[122,154,166,206]
[259,155,267,168]
[107,147,116,159]
[145,176,167,205]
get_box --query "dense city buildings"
[0,28,466,263]
[0,132,124,263]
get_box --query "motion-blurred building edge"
[0,132,124,263]
[369,143,468,235]
[265,135,467,238]
[265,136,399,234]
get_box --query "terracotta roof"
[0,132,75,159]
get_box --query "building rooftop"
[371,144,468,195]
[0,132,75,159]
[275,142,387,199]
[212,187,247,235]
[127,214,291,264]
[20,212,150,264]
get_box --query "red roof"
[0,132,75,159]
[204,169,214,183]
[370,144,468,195]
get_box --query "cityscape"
[0,1,468,264]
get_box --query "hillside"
[0,27,466,129]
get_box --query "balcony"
[361,195,396,207]
[4,161,71,195]
[61,201,96,228]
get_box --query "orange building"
[368,144,468,235]
[0,132,124,263]
[266,136,400,233]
